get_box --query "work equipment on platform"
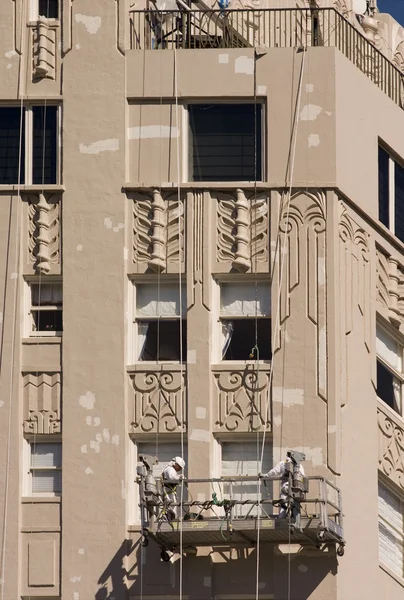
[136,452,346,560]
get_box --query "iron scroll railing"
[129,7,404,110]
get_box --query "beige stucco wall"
[0,1,404,599]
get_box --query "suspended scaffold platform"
[137,455,345,560]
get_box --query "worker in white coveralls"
[261,456,305,519]
[162,456,185,521]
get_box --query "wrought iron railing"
[129,7,404,110]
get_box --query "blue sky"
[378,0,404,25]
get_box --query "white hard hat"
[173,456,185,469]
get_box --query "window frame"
[30,0,60,21]
[184,100,266,183]
[378,142,404,243]
[378,477,404,580]
[376,322,404,419]
[24,279,63,338]
[0,103,61,186]
[130,279,187,363]
[23,438,62,498]
[214,278,271,363]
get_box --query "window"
[219,281,271,361]
[31,0,59,20]
[220,441,272,516]
[189,104,262,182]
[28,442,62,496]
[0,105,59,185]
[378,145,404,243]
[132,282,186,362]
[379,480,404,578]
[26,282,63,336]
[376,326,403,416]
[137,441,188,478]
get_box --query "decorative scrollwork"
[28,194,60,273]
[22,372,61,433]
[378,404,404,490]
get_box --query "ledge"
[127,363,186,373]
[21,526,61,533]
[0,185,65,194]
[22,337,62,345]
[380,562,404,589]
[22,496,61,504]
[123,182,337,191]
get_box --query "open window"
[376,325,403,416]
[30,0,59,20]
[26,281,63,337]
[134,282,186,362]
[219,281,271,361]
[188,104,263,182]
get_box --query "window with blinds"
[0,105,59,185]
[134,282,186,361]
[189,104,263,182]
[378,144,404,243]
[31,443,62,495]
[378,480,404,578]
[220,281,271,361]
[376,325,403,416]
[29,282,63,336]
[221,442,272,517]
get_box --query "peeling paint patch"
[81,445,87,454]
[10,272,17,279]
[196,406,206,420]
[123,247,129,261]
[70,575,82,583]
[294,446,324,467]
[298,564,308,573]
[79,138,119,154]
[273,415,282,427]
[203,576,211,587]
[7,64,12,70]
[75,43,81,50]
[93,417,101,426]
[90,440,101,453]
[104,217,112,229]
[113,223,124,232]
[300,104,322,121]
[76,244,83,252]
[79,391,95,410]
[73,592,80,600]
[308,133,320,148]
[78,548,85,555]
[95,433,102,443]
[103,428,110,443]
[305,83,314,93]
[85,467,94,475]
[5,50,17,59]
[218,54,229,64]
[190,429,210,442]
[0,401,4,408]
[235,55,254,75]
[85,416,92,426]
[112,435,120,446]
[273,387,304,407]
[328,425,337,434]
[187,349,196,364]
[325,111,332,116]
[257,85,267,95]
[75,14,102,34]
[128,125,179,140]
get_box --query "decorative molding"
[13,0,23,54]
[393,41,404,74]
[378,403,404,491]
[276,190,327,400]
[33,18,57,80]
[62,0,73,54]
[216,190,269,270]
[132,191,184,269]
[129,370,186,434]
[376,249,404,327]
[28,194,60,273]
[22,372,61,434]
[213,367,271,433]
[333,0,349,18]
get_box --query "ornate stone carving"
[23,372,61,433]
[129,370,186,434]
[378,403,404,490]
[213,367,270,433]
[132,191,184,269]
[28,194,60,273]
[33,17,57,80]
[376,249,404,327]
[216,190,268,270]
[333,0,349,18]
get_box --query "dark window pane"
[223,318,271,361]
[395,160,404,243]
[377,360,400,414]
[33,310,63,332]
[39,0,59,19]
[141,320,187,362]
[33,106,57,184]
[378,146,390,229]
[189,104,262,182]
[0,107,25,184]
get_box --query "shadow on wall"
[98,538,338,600]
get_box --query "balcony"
[129,7,404,110]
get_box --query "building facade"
[0,0,404,598]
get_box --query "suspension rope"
[0,2,26,596]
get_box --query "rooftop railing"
[129,7,404,110]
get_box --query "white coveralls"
[162,462,182,519]
[264,459,305,519]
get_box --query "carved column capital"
[148,189,167,273]
[232,189,251,272]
